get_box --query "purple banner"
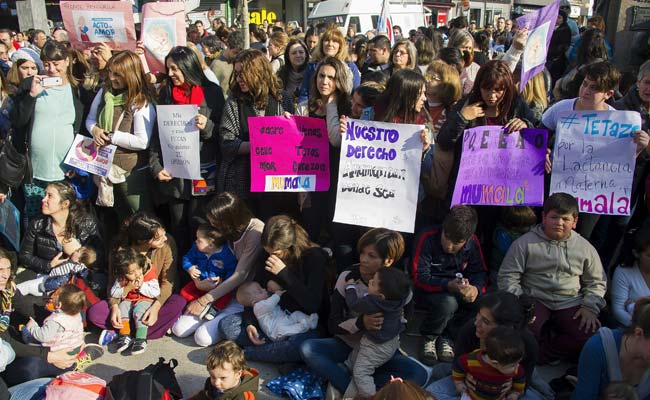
[451,126,548,207]
[516,0,560,92]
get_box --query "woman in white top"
[86,50,156,221]
[447,30,481,95]
[612,226,650,326]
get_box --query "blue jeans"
[8,377,52,400]
[218,312,322,363]
[1,356,70,386]
[299,337,429,393]
[426,375,551,400]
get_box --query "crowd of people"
[0,4,647,399]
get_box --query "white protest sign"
[157,104,201,180]
[64,134,117,177]
[334,119,423,233]
[549,110,641,215]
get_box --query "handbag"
[0,133,30,188]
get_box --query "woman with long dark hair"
[277,38,310,112]
[86,51,156,222]
[149,46,225,254]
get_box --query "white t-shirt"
[541,98,615,131]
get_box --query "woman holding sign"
[86,50,156,223]
[11,41,84,218]
[149,46,225,255]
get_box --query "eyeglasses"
[394,50,408,56]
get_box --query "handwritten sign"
[249,116,330,192]
[141,2,186,73]
[550,110,641,216]
[64,134,117,177]
[157,104,201,180]
[60,1,136,51]
[452,126,547,207]
[0,199,19,251]
[516,0,559,92]
[333,119,423,233]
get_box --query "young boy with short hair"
[412,205,487,365]
[190,340,259,400]
[498,192,606,364]
[453,326,526,400]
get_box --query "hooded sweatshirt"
[190,368,259,400]
[498,225,606,314]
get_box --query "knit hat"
[10,48,43,73]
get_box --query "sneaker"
[131,338,147,355]
[198,304,213,319]
[421,336,438,365]
[98,329,117,346]
[115,335,132,353]
[203,306,220,321]
[75,344,104,371]
[436,337,454,363]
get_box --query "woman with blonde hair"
[521,71,548,121]
[218,49,287,219]
[389,38,417,73]
[447,29,481,95]
[297,27,361,102]
[86,50,156,222]
[268,31,289,73]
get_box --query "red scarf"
[171,84,205,106]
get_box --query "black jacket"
[10,76,84,154]
[149,79,225,201]
[19,214,103,274]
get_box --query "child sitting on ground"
[22,284,86,356]
[236,281,318,341]
[181,225,237,320]
[190,340,259,400]
[490,206,537,286]
[110,247,160,355]
[452,326,526,400]
[344,267,411,398]
[17,246,97,296]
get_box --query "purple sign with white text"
[451,126,548,207]
[516,0,560,92]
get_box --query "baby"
[236,281,318,341]
[17,246,97,297]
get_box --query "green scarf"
[98,91,127,131]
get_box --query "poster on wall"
[141,2,186,73]
[60,1,137,51]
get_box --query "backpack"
[106,358,182,400]
[45,371,107,400]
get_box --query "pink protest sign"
[60,1,136,51]
[141,2,186,74]
[249,116,330,192]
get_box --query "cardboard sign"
[61,1,136,51]
[549,110,641,215]
[249,116,330,192]
[141,2,186,73]
[157,104,202,180]
[334,119,423,233]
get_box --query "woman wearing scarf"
[87,51,156,223]
[149,46,225,254]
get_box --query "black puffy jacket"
[19,215,103,274]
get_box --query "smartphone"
[41,77,62,87]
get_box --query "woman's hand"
[460,100,485,121]
[246,325,266,346]
[49,252,69,269]
[94,43,113,65]
[110,304,123,329]
[0,193,5,203]
[185,299,205,316]
[265,254,287,275]
[634,130,650,156]
[135,40,145,56]
[142,301,161,326]
[195,276,220,291]
[29,75,46,98]
[420,128,432,152]
[92,126,111,147]
[157,169,173,182]
[283,111,292,119]
[47,348,76,369]
[504,118,527,133]
[339,115,347,135]
[512,28,529,51]
[195,114,208,130]
[362,312,384,331]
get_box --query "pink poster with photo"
[60,1,136,51]
[141,2,186,74]
[249,116,330,192]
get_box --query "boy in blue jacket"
[411,205,487,365]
